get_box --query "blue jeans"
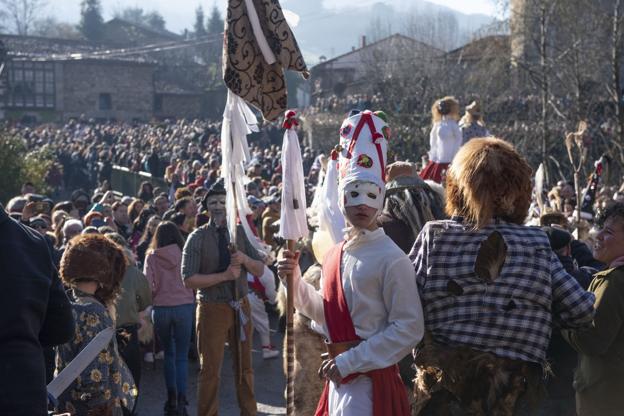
[152,304,195,396]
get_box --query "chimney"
[360,35,367,49]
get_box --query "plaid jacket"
[409,218,595,365]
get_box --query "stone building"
[308,34,442,102]
[445,35,511,97]
[0,19,224,122]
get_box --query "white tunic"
[428,116,462,163]
[293,228,424,415]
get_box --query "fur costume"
[278,263,326,416]
[410,138,594,415]
[378,174,447,388]
[445,138,532,229]
[412,333,545,416]
[59,233,127,305]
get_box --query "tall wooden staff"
[221,91,257,386]
[278,110,308,415]
[564,121,589,222]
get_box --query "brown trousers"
[196,299,256,416]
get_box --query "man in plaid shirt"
[410,138,595,415]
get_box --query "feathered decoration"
[278,110,308,241]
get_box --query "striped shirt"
[409,218,595,365]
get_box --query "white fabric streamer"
[243,0,277,65]
[309,160,326,216]
[221,90,269,257]
[319,159,346,245]
[278,126,308,241]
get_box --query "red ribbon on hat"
[331,145,342,161]
[345,111,386,181]
[283,110,299,129]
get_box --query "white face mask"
[206,195,226,223]
[342,181,383,210]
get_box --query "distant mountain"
[285,0,496,64]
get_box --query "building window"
[7,60,55,109]
[99,93,112,110]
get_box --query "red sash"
[314,242,410,416]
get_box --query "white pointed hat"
[337,110,388,189]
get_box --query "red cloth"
[246,215,259,237]
[419,161,449,184]
[249,274,267,301]
[314,243,410,416]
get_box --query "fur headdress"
[60,233,127,305]
[445,137,532,229]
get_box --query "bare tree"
[32,16,81,39]
[0,0,47,35]
[367,15,392,43]
[609,0,624,148]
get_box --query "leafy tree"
[114,7,167,32]
[0,134,54,204]
[206,4,224,34]
[78,0,104,42]
[146,12,166,31]
[116,7,144,24]
[194,6,207,38]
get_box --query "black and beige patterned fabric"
[223,0,308,121]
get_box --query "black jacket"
[0,205,74,415]
[545,253,593,400]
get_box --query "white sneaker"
[144,352,154,363]
[155,350,165,360]
[262,346,280,360]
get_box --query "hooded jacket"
[144,244,194,307]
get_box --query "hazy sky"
[48,0,497,34]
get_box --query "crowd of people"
[1,91,624,416]
[1,116,322,416]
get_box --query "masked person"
[409,137,595,415]
[278,110,424,416]
[181,179,265,416]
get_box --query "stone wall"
[60,60,155,121]
[155,93,202,119]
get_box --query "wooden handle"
[286,239,296,415]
